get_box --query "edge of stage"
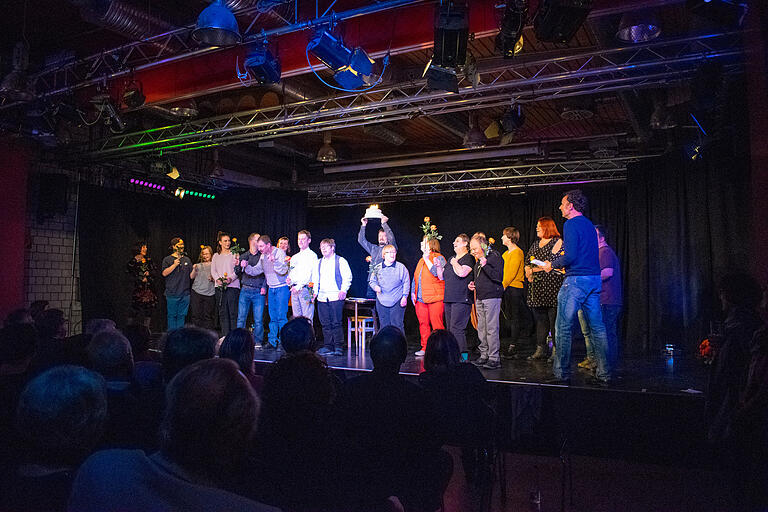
[254,346,711,466]
[254,345,708,397]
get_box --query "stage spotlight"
[166,165,180,180]
[501,103,526,133]
[307,29,376,90]
[534,0,592,44]
[496,0,527,59]
[424,61,459,93]
[687,0,747,28]
[174,187,186,199]
[130,178,165,191]
[433,1,469,69]
[463,113,487,149]
[192,0,241,47]
[0,42,35,103]
[616,11,661,43]
[122,80,145,109]
[316,131,338,163]
[243,38,281,84]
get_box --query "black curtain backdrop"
[79,185,306,330]
[625,139,751,355]
[308,183,628,350]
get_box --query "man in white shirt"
[314,238,352,356]
[286,230,319,324]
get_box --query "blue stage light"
[307,29,376,90]
[244,41,281,84]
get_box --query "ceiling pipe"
[71,0,177,40]
[322,132,629,174]
[323,145,542,174]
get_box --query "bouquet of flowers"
[301,282,314,302]
[420,216,442,240]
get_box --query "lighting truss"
[7,0,417,105]
[305,155,654,206]
[71,31,742,160]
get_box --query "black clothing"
[161,255,192,297]
[473,251,504,300]
[526,238,564,308]
[444,253,475,304]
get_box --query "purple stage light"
[130,178,135,184]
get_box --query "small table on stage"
[344,297,377,353]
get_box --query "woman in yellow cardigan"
[501,226,526,359]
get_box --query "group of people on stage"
[126,188,622,384]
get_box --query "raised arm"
[357,221,376,255]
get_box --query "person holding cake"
[359,204,397,299]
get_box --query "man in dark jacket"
[469,234,504,369]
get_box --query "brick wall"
[25,165,81,335]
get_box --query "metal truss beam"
[19,0,426,103]
[305,156,652,206]
[71,32,742,160]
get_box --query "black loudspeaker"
[37,173,69,220]
[534,0,592,44]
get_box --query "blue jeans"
[237,287,265,343]
[267,286,290,347]
[166,294,189,331]
[579,305,622,368]
[554,276,610,381]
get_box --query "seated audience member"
[64,318,118,369]
[29,300,49,322]
[419,329,494,446]
[160,326,217,384]
[0,365,107,512]
[0,324,38,470]
[86,330,155,451]
[335,326,452,511]
[247,351,342,511]
[122,324,154,362]
[706,273,764,444]
[725,287,768,510]
[122,324,162,396]
[279,316,317,353]
[4,308,33,327]
[219,328,263,393]
[68,359,280,512]
[31,308,69,373]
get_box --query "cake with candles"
[364,204,383,219]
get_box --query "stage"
[254,344,711,467]
[254,343,708,396]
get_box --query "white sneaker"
[414,350,425,357]
[254,343,262,350]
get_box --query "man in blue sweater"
[544,190,611,385]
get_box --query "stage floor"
[254,344,708,397]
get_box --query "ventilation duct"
[72,0,176,40]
